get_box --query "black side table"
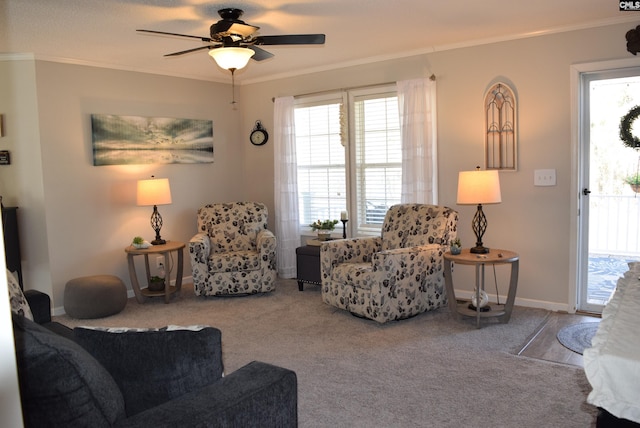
[296,245,321,291]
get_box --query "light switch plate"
[534,169,556,186]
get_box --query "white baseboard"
[454,289,570,313]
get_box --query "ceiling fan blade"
[137,29,212,42]
[253,34,326,45]
[164,46,214,57]
[247,46,274,61]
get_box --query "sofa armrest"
[116,361,298,428]
[23,289,52,324]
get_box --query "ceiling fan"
[137,8,326,70]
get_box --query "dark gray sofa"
[13,291,298,428]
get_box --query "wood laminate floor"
[518,312,601,367]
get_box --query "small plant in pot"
[148,275,165,292]
[131,236,151,249]
[309,219,339,241]
[450,238,462,255]
[624,173,640,192]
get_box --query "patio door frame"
[570,58,640,313]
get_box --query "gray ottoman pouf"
[64,275,127,319]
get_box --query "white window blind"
[295,86,400,234]
[295,100,346,226]
[352,91,401,229]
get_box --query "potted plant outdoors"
[309,219,339,241]
[624,173,640,193]
[450,238,462,255]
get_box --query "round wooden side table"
[125,241,185,304]
[443,248,519,328]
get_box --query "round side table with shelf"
[125,240,185,304]
[443,248,519,328]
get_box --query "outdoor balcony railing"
[589,194,640,255]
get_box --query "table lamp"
[137,176,172,245]
[456,167,501,254]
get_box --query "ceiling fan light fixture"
[209,47,255,70]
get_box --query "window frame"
[294,84,400,237]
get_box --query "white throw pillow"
[6,269,33,321]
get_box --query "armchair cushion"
[208,250,261,273]
[73,326,224,417]
[381,204,456,250]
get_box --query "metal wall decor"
[91,114,213,166]
[484,82,517,171]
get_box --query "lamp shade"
[208,47,255,70]
[457,170,502,205]
[137,178,172,206]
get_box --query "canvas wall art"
[91,114,213,166]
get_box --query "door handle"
[583,188,591,196]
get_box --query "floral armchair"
[189,202,277,296]
[320,204,458,323]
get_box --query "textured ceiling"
[0,0,636,84]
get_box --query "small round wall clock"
[250,120,269,146]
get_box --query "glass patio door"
[578,67,640,313]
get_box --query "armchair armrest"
[257,229,277,274]
[116,361,298,428]
[320,237,382,282]
[189,232,211,264]
[189,233,212,291]
[256,229,277,256]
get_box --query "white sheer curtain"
[397,77,438,204]
[273,96,299,278]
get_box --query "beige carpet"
[55,278,598,427]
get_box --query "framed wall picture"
[91,114,213,166]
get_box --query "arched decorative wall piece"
[484,82,517,170]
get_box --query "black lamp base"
[150,205,166,246]
[470,204,490,254]
[470,245,490,254]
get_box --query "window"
[295,85,401,235]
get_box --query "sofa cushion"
[7,269,33,320]
[74,326,224,417]
[12,314,126,428]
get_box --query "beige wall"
[1,21,638,314]
[240,22,640,311]
[1,60,248,311]
[0,59,51,298]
